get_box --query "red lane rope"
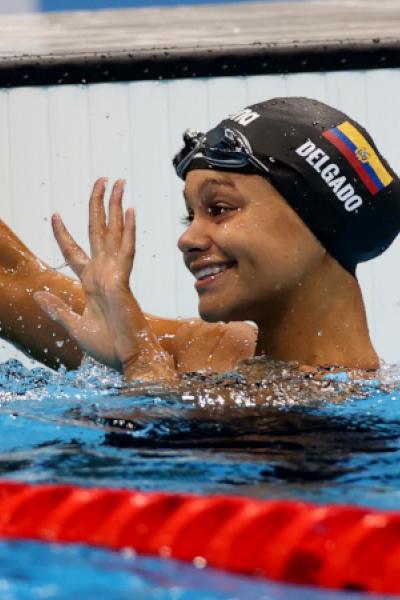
[0,481,399,594]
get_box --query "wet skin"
[0,203,255,374]
[0,178,254,378]
[0,171,378,378]
[179,170,326,324]
[180,170,379,370]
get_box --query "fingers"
[106,179,125,255]
[120,207,136,267]
[34,291,81,342]
[104,179,135,266]
[68,177,134,268]
[52,214,89,279]
[89,177,107,257]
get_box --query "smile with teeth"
[194,263,235,281]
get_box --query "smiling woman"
[176,170,377,370]
[0,96,396,380]
[179,172,327,325]
[10,96,396,380]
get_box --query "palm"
[34,178,176,382]
[75,257,129,367]
[34,179,136,371]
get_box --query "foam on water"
[0,356,400,598]
[0,355,399,506]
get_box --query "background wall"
[0,69,399,366]
[0,0,37,13]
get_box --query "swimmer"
[1,97,400,380]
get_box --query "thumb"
[34,291,81,340]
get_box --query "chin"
[198,300,246,323]
[198,302,229,323]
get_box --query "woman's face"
[178,169,326,323]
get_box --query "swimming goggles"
[173,126,271,180]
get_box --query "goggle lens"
[173,126,269,180]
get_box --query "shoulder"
[171,318,257,373]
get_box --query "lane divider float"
[0,481,399,594]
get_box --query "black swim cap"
[181,97,400,274]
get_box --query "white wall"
[0,0,38,13]
[1,69,400,366]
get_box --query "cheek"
[241,214,324,281]
[210,221,248,254]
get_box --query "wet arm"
[0,220,256,373]
[0,220,85,369]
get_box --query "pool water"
[0,540,393,600]
[1,356,400,599]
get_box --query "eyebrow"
[183,177,236,203]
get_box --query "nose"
[177,217,211,257]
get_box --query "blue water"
[0,540,394,600]
[0,357,400,598]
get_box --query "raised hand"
[34,178,177,382]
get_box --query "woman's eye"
[180,205,235,225]
[207,205,232,217]
[180,214,193,225]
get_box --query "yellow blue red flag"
[322,121,393,196]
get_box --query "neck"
[255,256,379,370]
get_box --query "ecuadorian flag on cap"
[322,121,393,196]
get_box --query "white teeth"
[194,265,229,280]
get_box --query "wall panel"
[47,85,92,266]
[1,68,399,366]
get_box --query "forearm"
[12,271,181,372]
[0,269,85,369]
[0,219,83,368]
